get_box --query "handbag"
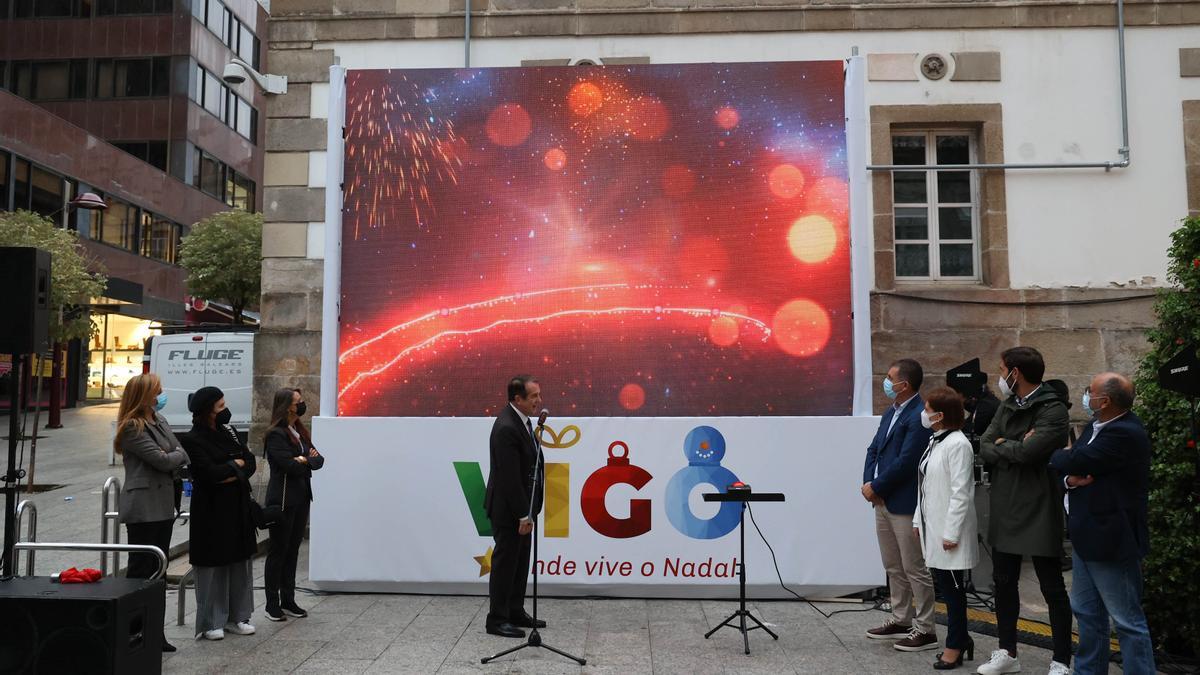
[224,424,284,530]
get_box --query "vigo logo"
[454,425,741,542]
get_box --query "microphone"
[537,408,549,429]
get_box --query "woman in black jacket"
[178,386,258,641]
[263,387,324,622]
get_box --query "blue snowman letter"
[665,426,742,539]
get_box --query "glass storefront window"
[87,314,156,400]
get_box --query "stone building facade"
[254,0,1200,435]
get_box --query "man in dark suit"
[862,358,937,652]
[1050,372,1155,675]
[483,375,546,638]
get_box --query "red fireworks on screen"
[344,73,464,237]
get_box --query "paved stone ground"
[159,540,1124,675]
[8,404,1125,673]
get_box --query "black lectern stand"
[702,490,785,655]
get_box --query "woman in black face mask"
[262,388,324,622]
[178,386,259,641]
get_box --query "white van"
[147,329,255,438]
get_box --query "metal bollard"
[177,567,195,626]
[100,477,121,575]
[15,500,38,577]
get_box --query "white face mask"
[998,370,1017,398]
[920,409,943,429]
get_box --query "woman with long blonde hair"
[114,372,189,652]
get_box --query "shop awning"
[88,277,143,307]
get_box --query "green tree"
[0,210,107,342]
[1135,215,1200,658]
[179,211,262,324]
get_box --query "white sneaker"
[1047,661,1070,675]
[977,649,1020,674]
[224,621,256,636]
[200,629,224,641]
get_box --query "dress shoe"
[486,623,526,638]
[511,614,547,629]
[161,640,177,653]
[934,639,974,669]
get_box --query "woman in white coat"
[913,386,979,670]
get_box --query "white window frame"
[891,129,982,283]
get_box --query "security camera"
[220,58,287,95]
[222,62,248,85]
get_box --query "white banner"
[310,415,885,598]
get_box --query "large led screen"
[337,62,852,417]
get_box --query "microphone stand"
[482,420,586,666]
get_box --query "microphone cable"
[745,503,885,620]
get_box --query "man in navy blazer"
[1049,372,1155,675]
[861,358,937,652]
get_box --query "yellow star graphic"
[474,546,494,577]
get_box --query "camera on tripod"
[946,358,998,485]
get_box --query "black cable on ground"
[745,503,885,619]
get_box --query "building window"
[0,150,10,212]
[30,165,66,222]
[140,212,180,263]
[11,158,30,211]
[96,0,171,15]
[94,57,170,99]
[192,0,260,70]
[113,141,169,171]
[191,61,257,142]
[891,131,979,281]
[10,60,88,101]
[191,146,256,212]
[14,0,92,17]
[96,196,138,250]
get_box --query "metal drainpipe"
[868,0,1131,172]
[464,1,471,68]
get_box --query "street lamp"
[42,191,107,430]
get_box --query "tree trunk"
[233,304,243,325]
[46,342,63,429]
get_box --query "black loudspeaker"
[1158,342,1200,397]
[0,247,52,354]
[0,577,164,675]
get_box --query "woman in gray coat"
[114,372,189,652]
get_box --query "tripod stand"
[482,422,585,666]
[702,490,784,655]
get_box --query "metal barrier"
[100,477,121,575]
[14,500,38,577]
[177,566,195,626]
[15,542,169,580]
[173,510,191,625]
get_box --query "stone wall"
[869,288,1156,418]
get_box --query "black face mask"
[294,402,307,418]
[215,408,233,426]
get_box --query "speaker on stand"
[0,247,52,355]
[2,247,52,580]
